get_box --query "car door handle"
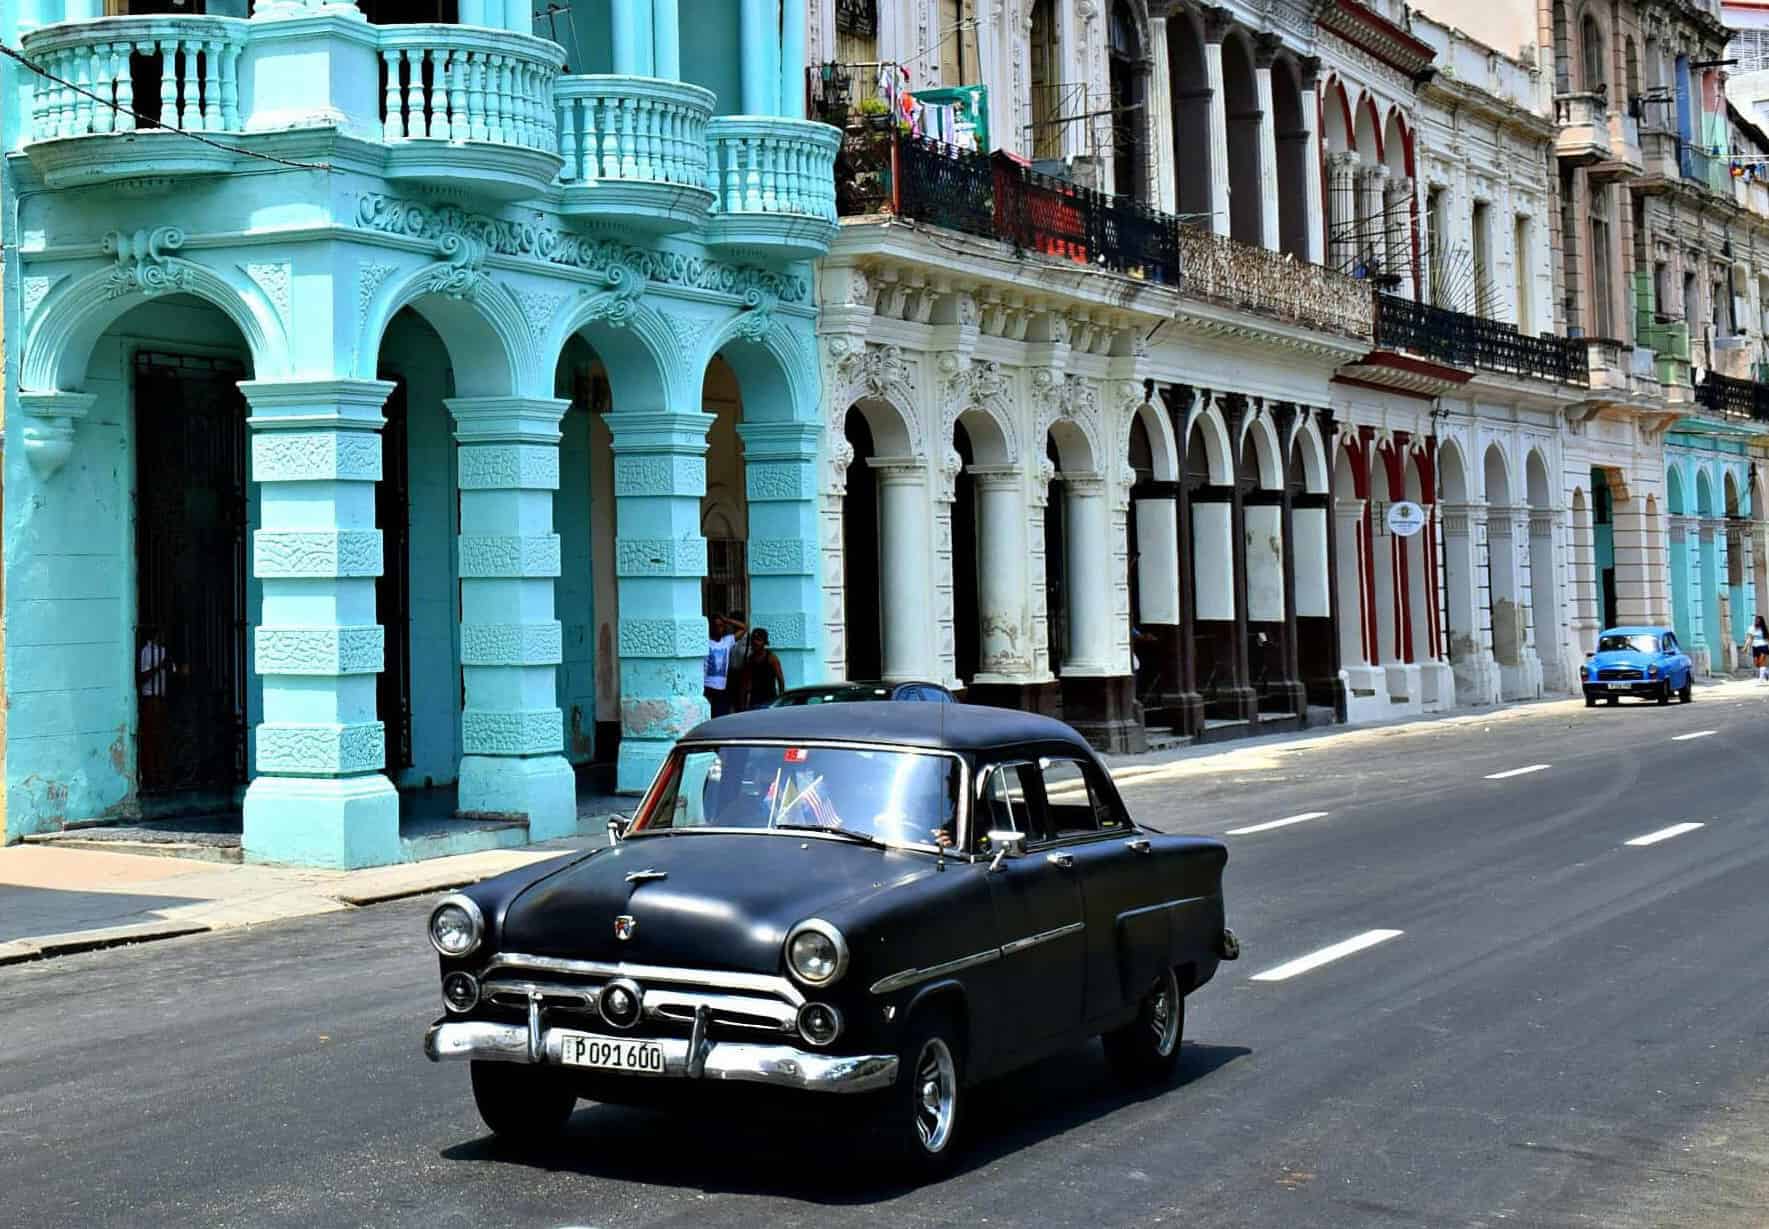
[1046,852,1075,869]
[1126,838,1152,854]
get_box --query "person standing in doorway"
[704,615,737,718]
[1750,615,1769,682]
[138,633,173,787]
[741,627,786,710]
[725,609,749,696]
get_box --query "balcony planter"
[705,116,842,263]
[378,24,564,203]
[19,15,249,188]
[555,75,716,234]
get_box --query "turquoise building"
[1663,421,1766,677]
[1,0,835,866]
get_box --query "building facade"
[2,0,836,864]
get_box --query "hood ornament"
[614,914,637,941]
[624,868,668,885]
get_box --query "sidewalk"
[5,677,1760,968]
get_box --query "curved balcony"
[554,76,716,234]
[705,116,842,262]
[19,15,248,188]
[378,25,563,203]
[1554,91,1613,167]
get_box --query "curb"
[0,921,212,968]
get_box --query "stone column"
[872,457,937,681]
[1062,473,1114,672]
[738,422,822,691]
[444,396,574,838]
[779,0,805,118]
[1202,9,1233,238]
[1300,58,1325,265]
[1385,176,1415,297]
[971,467,1033,681]
[606,409,715,794]
[654,0,681,81]
[612,0,645,75]
[1360,164,1390,276]
[1148,18,1178,214]
[1529,507,1565,693]
[740,0,778,114]
[242,379,400,869]
[1440,502,1500,705]
[1333,496,1377,701]
[1326,153,1359,272]
[1680,515,1709,672]
[1254,36,1282,253]
[1700,517,1724,671]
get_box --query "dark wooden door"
[134,352,248,797]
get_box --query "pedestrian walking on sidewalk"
[1751,615,1769,682]
[704,615,738,718]
[740,627,786,710]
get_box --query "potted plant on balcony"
[858,95,893,133]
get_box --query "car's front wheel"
[1584,692,1597,708]
[1680,675,1694,703]
[1657,679,1671,705]
[889,1009,964,1178]
[1103,965,1185,1084]
[470,1060,576,1144]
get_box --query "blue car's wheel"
[1657,679,1671,705]
[1680,673,1693,703]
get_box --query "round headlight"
[1648,665,1660,677]
[428,894,483,958]
[442,971,479,1013]
[797,1002,843,1046]
[785,919,849,986]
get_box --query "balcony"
[19,15,248,188]
[1591,110,1644,179]
[1554,92,1613,166]
[554,76,715,233]
[704,116,842,262]
[378,25,564,202]
[1372,294,1589,386]
[1695,371,1769,424]
[1677,139,1727,195]
[850,134,1372,339]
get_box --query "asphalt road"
[5,689,1769,1228]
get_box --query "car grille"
[1597,667,1643,680]
[478,957,801,1037]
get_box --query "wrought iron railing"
[1695,370,1769,421]
[873,135,1371,333]
[1373,294,1589,385]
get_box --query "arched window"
[1581,13,1608,95]
[1108,0,1148,201]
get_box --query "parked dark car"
[422,703,1237,1174]
[1581,625,1694,706]
[770,680,956,706]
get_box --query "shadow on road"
[438,1039,1250,1202]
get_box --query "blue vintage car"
[1581,625,1694,706]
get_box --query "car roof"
[686,701,1091,754]
[1599,625,1669,636]
[779,680,946,694]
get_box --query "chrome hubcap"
[913,1038,957,1152]
[1147,969,1181,1057]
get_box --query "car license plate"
[558,1031,667,1075]
[1607,681,1632,689]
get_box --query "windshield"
[773,686,895,706]
[632,744,960,849]
[1598,633,1659,654]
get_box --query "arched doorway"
[1128,404,1181,720]
[1485,445,1525,695]
[953,407,1015,690]
[1526,449,1561,691]
[1696,467,1721,671]
[1667,465,1694,645]
[1167,11,1212,227]
[1725,469,1747,668]
[1108,1,1150,202]
[1290,417,1335,712]
[1272,57,1310,259]
[552,336,616,772]
[839,399,920,682]
[1332,437,1373,697]
[1222,32,1263,246]
[1243,414,1295,714]
[1404,450,1435,684]
[1187,408,1240,719]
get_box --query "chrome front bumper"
[423,1020,898,1094]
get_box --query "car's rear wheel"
[470,1060,576,1144]
[1103,966,1185,1084]
[889,1008,964,1178]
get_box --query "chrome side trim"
[1116,895,1209,923]
[422,1020,898,1094]
[1000,920,1085,956]
[485,952,806,1007]
[868,947,1002,996]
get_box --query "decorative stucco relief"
[462,708,564,756]
[21,275,60,323]
[618,616,710,658]
[458,443,561,490]
[255,530,383,578]
[356,194,807,303]
[254,626,385,676]
[358,261,400,320]
[748,537,812,574]
[252,432,383,484]
[460,621,566,666]
[256,721,384,775]
[102,227,187,298]
[733,284,780,342]
[614,536,709,578]
[746,460,816,502]
[614,454,707,497]
[244,261,292,325]
[509,286,568,343]
[458,534,563,577]
[581,257,647,326]
[419,232,490,301]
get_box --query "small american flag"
[784,774,842,829]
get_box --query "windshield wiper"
[773,823,888,848]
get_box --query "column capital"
[239,378,395,431]
[1254,31,1284,68]
[868,455,927,485]
[735,420,822,458]
[968,465,1025,491]
[444,395,569,444]
[604,409,717,452]
[1297,55,1322,91]
[1201,5,1234,43]
[1669,513,1698,534]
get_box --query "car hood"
[499,833,935,974]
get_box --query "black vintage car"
[422,703,1237,1173]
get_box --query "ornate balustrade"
[554,75,715,232]
[378,24,563,200]
[1180,228,1371,338]
[1373,294,1588,385]
[1695,370,1769,422]
[705,116,842,260]
[19,15,247,186]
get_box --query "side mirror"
[606,815,630,846]
[1586,651,1596,659]
[987,830,1026,872]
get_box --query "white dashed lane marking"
[1225,811,1329,836]
[1248,930,1405,982]
[1671,730,1717,742]
[1485,764,1551,780]
[1624,822,1705,847]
